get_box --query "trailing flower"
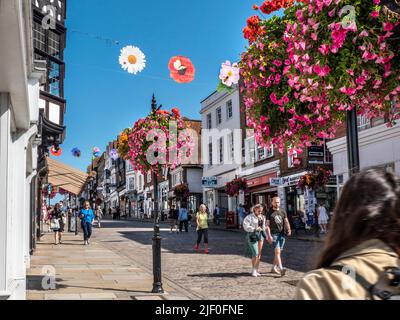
[297,166,332,190]
[225,178,248,197]
[128,108,194,174]
[117,128,132,160]
[241,0,400,153]
[174,184,190,200]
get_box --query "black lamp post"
[150,94,164,294]
[346,109,360,177]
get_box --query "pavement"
[27,219,325,300]
[27,229,196,300]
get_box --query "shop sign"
[308,146,325,158]
[202,177,218,188]
[270,173,306,187]
[248,172,278,187]
[309,159,324,165]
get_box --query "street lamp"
[150,94,164,294]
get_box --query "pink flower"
[319,44,329,55]
[328,8,336,17]
[371,11,379,18]
[340,87,357,95]
[384,22,394,32]
[282,96,290,105]
[270,92,279,105]
[359,30,369,38]
[356,76,367,85]
[347,69,354,76]
[313,65,322,75]
[311,33,318,41]
[374,0,381,4]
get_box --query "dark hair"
[316,169,400,268]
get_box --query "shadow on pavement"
[99,220,323,274]
[27,275,151,294]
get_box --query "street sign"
[308,146,325,158]
[270,178,283,186]
[202,177,217,187]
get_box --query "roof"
[47,157,89,196]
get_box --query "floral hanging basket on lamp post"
[241,0,400,153]
[128,107,194,174]
[225,178,249,198]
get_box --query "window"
[218,137,224,164]
[208,142,213,166]
[147,172,152,183]
[128,177,135,191]
[324,142,333,164]
[245,137,256,166]
[33,21,46,52]
[48,30,61,58]
[139,176,143,190]
[207,114,212,129]
[228,132,234,161]
[257,145,266,161]
[216,108,222,125]
[288,150,298,168]
[358,115,372,131]
[48,61,61,96]
[226,100,233,119]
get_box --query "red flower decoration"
[168,56,195,83]
[171,108,181,117]
[50,146,62,157]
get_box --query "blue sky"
[56,0,256,172]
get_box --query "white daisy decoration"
[119,45,146,75]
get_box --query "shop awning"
[47,158,88,196]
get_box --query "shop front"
[274,172,337,226]
[245,172,279,211]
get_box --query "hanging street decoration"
[71,148,81,158]
[217,60,240,93]
[119,45,146,75]
[109,148,119,161]
[50,146,62,157]
[92,147,101,158]
[168,56,196,83]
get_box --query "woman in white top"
[317,204,329,234]
[243,204,272,277]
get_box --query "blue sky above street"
[58,0,257,172]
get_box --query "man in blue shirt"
[178,205,189,233]
[80,201,95,245]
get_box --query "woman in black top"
[50,203,66,245]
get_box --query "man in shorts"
[266,197,292,277]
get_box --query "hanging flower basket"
[128,108,194,174]
[241,0,400,153]
[297,166,332,191]
[174,184,190,200]
[117,128,132,160]
[225,178,248,197]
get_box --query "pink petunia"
[384,22,394,32]
[371,11,379,18]
[319,44,329,55]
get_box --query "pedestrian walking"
[50,203,66,245]
[79,201,95,245]
[168,205,179,233]
[238,204,247,229]
[95,206,103,228]
[317,203,329,234]
[243,204,270,277]
[214,205,221,226]
[116,206,121,220]
[296,169,400,300]
[266,197,292,277]
[178,205,189,233]
[195,204,209,254]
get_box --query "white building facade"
[200,88,244,218]
[0,0,45,299]
[327,121,400,195]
